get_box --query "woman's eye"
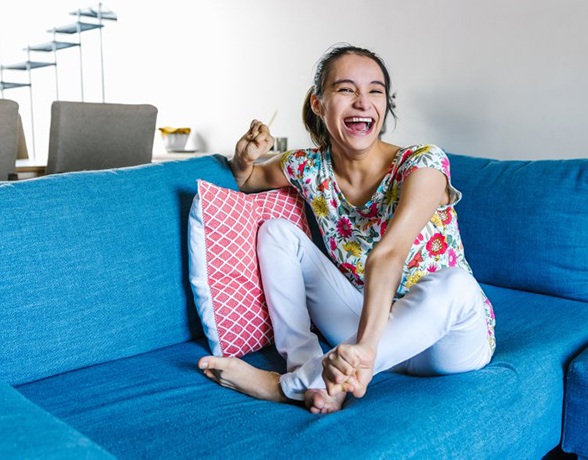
[338,87,354,93]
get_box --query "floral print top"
[280,144,496,352]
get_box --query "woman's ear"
[310,93,322,116]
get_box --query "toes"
[304,389,345,414]
[198,356,212,370]
[199,355,232,372]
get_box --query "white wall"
[2,0,587,161]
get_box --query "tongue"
[348,122,369,133]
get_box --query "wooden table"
[15,159,47,180]
[14,151,280,180]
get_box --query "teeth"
[347,117,373,123]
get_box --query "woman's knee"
[257,219,305,260]
[258,219,300,244]
[426,267,480,301]
[408,268,482,325]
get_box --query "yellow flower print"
[342,241,361,258]
[311,196,329,217]
[386,186,398,206]
[356,261,365,276]
[413,145,431,157]
[406,271,426,289]
[430,213,442,228]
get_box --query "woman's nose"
[353,91,370,109]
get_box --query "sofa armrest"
[562,347,588,459]
[0,382,114,459]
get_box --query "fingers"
[326,346,358,379]
[247,119,274,147]
[235,119,274,160]
[350,375,368,398]
[322,345,361,397]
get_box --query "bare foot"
[304,388,346,414]
[198,356,288,403]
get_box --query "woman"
[198,44,496,413]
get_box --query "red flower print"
[380,220,388,235]
[448,248,457,267]
[438,209,453,225]
[318,179,330,192]
[297,163,305,177]
[441,157,450,176]
[400,149,413,163]
[485,297,495,320]
[426,233,448,257]
[337,217,353,238]
[407,252,423,269]
[340,262,356,275]
[358,202,378,219]
[329,238,337,251]
[340,263,364,286]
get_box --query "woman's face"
[312,53,388,156]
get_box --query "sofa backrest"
[448,153,588,303]
[0,155,237,386]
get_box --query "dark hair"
[303,43,397,150]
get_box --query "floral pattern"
[281,144,496,352]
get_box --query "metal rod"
[98,3,105,102]
[51,32,60,100]
[76,11,84,102]
[25,53,36,159]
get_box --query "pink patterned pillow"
[188,180,311,357]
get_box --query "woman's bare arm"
[322,167,449,397]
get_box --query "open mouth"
[344,117,375,134]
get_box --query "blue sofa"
[1,153,587,459]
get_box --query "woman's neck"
[330,141,400,206]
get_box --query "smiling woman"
[198,43,496,415]
[302,44,397,153]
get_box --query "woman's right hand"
[235,119,274,163]
[322,343,376,399]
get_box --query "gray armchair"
[0,99,19,181]
[46,101,158,174]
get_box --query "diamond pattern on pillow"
[188,180,311,357]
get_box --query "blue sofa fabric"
[15,283,588,459]
[563,347,588,457]
[0,155,237,386]
[0,381,113,459]
[447,153,588,303]
[2,153,588,458]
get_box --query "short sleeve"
[280,149,322,200]
[397,144,461,206]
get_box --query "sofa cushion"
[0,382,114,458]
[563,346,588,457]
[16,285,588,458]
[448,153,588,303]
[0,155,237,386]
[188,180,311,357]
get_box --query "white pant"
[257,219,493,401]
